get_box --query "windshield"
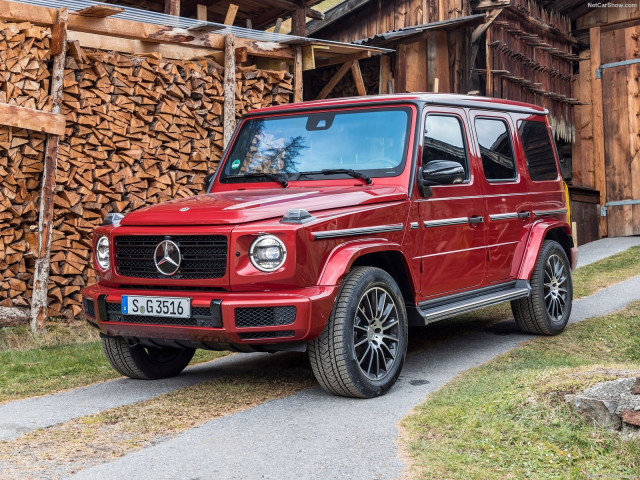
[220,107,411,183]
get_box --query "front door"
[418,108,487,298]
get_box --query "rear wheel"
[101,335,195,380]
[308,267,408,398]
[511,239,573,335]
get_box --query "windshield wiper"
[225,172,288,188]
[297,169,372,185]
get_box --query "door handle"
[518,211,531,219]
[468,216,484,225]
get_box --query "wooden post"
[351,60,366,96]
[223,34,236,149]
[291,7,306,36]
[379,55,392,94]
[485,26,492,96]
[590,26,607,238]
[196,4,207,21]
[164,0,180,16]
[31,8,68,332]
[294,46,303,102]
[224,4,238,25]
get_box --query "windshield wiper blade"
[225,172,288,188]
[297,169,372,185]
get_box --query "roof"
[353,14,486,47]
[244,93,549,116]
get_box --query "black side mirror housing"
[422,160,465,185]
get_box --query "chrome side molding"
[312,224,404,240]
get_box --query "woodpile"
[306,57,379,100]
[0,27,293,317]
[0,21,51,309]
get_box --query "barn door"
[600,26,640,236]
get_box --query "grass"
[0,353,314,479]
[401,301,640,480]
[573,246,640,299]
[0,321,227,403]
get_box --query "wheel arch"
[518,221,574,280]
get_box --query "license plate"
[121,296,191,319]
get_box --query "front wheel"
[308,267,408,398]
[511,239,573,335]
[101,335,195,380]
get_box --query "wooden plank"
[316,61,354,100]
[351,60,367,96]
[626,25,640,235]
[258,0,324,20]
[223,34,236,149]
[485,25,492,96]
[294,46,303,102]
[307,0,374,36]
[435,30,450,93]
[197,4,207,21]
[395,43,407,93]
[31,7,68,332]
[0,103,66,136]
[379,54,392,94]
[315,50,371,69]
[67,30,223,62]
[224,3,238,25]
[426,34,437,92]
[0,0,295,60]
[471,8,503,43]
[165,0,180,16]
[572,49,594,188]
[74,5,124,18]
[274,18,283,33]
[590,26,606,237]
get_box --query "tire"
[101,335,195,380]
[308,267,408,398]
[511,239,573,335]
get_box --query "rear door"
[418,107,487,298]
[469,111,531,284]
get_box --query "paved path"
[1,237,639,479]
[577,235,640,267]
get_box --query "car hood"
[119,186,408,226]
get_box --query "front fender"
[518,220,573,280]
[317,239,405,286]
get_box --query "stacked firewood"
[306,57,379,99]
[0,21,51,309]
[45,46,292,317]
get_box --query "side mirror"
[422,160,465,185]
[204,173,215,192]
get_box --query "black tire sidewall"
[336,268,408,397]
[532,240,573,334]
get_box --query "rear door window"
[518,120,558,181]
[474,117,516,181]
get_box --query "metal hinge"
[596,58,640,79]
[600,199,640,216]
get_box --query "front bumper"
[81,283,338,347]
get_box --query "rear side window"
[475,118,516,181]
[519,120,558,181]
[423,115,469,180]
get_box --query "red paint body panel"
[82,94,572,348]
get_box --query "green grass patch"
[573,246,640,299]
[0,321,226,403]
[401,302,640,480]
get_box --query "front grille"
[105,302,219,328]
[235,306,296,328]
[238,330,295,340]
[115,235,227,280]
[83,297,96,319]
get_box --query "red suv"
[82,94,577,398]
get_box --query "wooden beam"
[31,7,68,333]
[291,7,306,36]
[165,0,180,16]
[307,0,373,36]
[485,26,492,96]
[379,54,392,94]
[74,5,124,18]
[260,0,324,20]
[224,3,238,25]
[196,4,207,21]
[294,46,303,102]
[471,8,503,44]
[316,60,354,100]
[274,18,283,34]
[590,26,607,238]
[302,45,330,71]
[0,103,65,135]
[315,50,371,69]
[351,60,366,96]
[223,34,236,149]
[435,31,450,93]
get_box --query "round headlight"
[249,235,287,272]
[96,236,110,271]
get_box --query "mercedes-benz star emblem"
[154,240,182,276]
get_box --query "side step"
[407,280,531,326]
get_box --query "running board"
[407,280,531,326]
